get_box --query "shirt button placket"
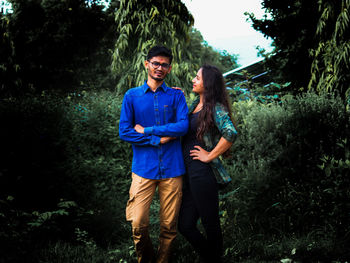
[154,92,163,179]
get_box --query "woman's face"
[192,68,204,94]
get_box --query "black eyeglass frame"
[147,60,171,70]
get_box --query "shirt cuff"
[144,127,153,135]
[150,135,161,146]
[222,129,237,143]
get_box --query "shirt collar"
[143,81,168,93]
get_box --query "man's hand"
[134,124,144,134]
[160,137,176,144]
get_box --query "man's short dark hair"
[147,46,173,64]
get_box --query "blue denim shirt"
[119,81,189,179]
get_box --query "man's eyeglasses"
[148,60,171,70]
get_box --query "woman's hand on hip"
[190,145,211,163]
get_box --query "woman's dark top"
[182,111,213,176]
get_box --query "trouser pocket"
[126,195,135,221]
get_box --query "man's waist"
[132,159,185,179]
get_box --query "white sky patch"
[181,0,273,66]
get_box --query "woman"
[178,65,237,263]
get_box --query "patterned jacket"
[188,97,237,185]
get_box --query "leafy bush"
[222,92,350,261]
[0,91,132,261]
[63,90,132,246]
[1,90,349,262]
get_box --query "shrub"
[63,90,132,246]
[222,92,350,261]
[1,90,349,262]
[0,91,132,261]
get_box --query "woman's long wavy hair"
[196,64,234,142]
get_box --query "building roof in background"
[223,57,272,87]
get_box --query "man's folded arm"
[119,94,161,146]
[144,92,189,137]
[119,125,161,146]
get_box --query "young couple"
[119,46,237,263]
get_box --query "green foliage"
[221,92,350,261]
[111,2,239,95]
[248,0,350,98]
[319,139,350,177]
[309,0,350,98]
[247,0,320,92]
[0,0,116,96]
[37,241,134,263]
[1,89,349,262]
[0,195,80,263]
[1,0,239,97]
[0,91,132,261]
[60,91,133,247]
[3,0,349,261]
[112,0,195,93]
[228,69,290,104]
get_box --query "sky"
[181,0,273,66]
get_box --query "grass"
[33,233,349,263]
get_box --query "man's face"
[145,56,172,81]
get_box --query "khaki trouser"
[126,173,182,263]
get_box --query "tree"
[247,0,320,92]
[0,12,21,96]
[309,0,350,98]
[248,0,350,98]
[111,0,195,94]
[186,29,239,74]
[0,0,117,96]
[1,0,239,96]
[112,0,239,94]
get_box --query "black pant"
[178,164,223,263]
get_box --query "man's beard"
[151,75,164,81]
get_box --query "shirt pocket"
[164,105,176,123]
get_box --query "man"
[119,46,189,263]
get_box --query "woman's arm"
[190,137,232,163]
[214,104,237,143]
